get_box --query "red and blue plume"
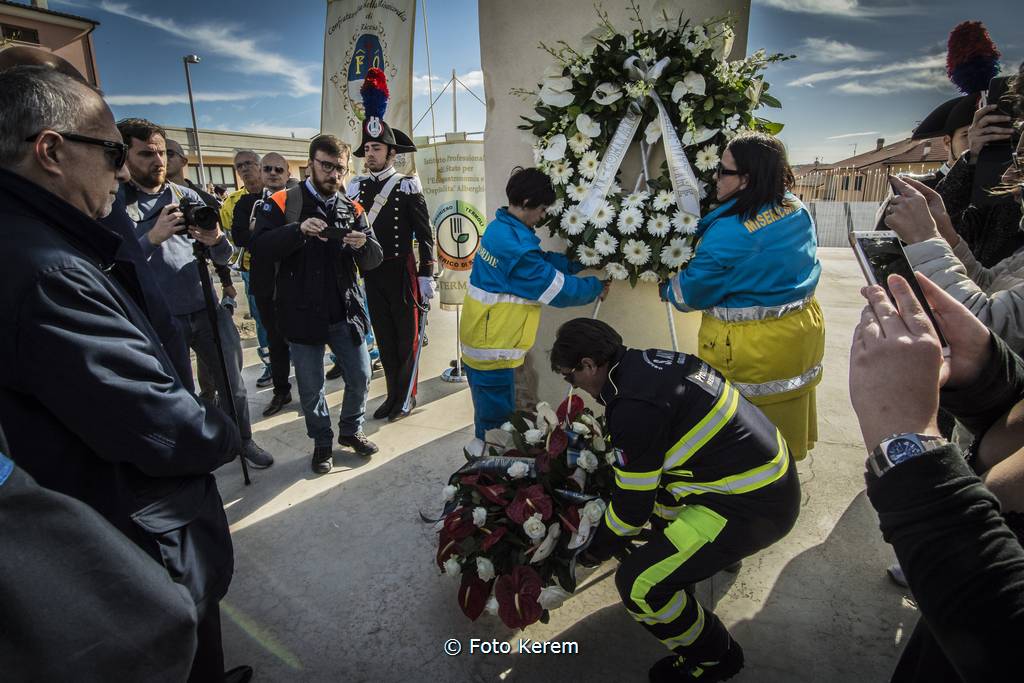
[361,67,390,119]
[946,21,1001,95]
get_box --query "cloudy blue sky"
[46,0,1021,164]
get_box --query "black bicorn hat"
[912,94,977,140]
[353,67,416,158]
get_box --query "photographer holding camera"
[251,135,383,473]
[118,118,273,470]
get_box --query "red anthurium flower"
[557,394,585,423]
[559,506,581,534]
[460,474,510,506]
[547,427,569,457]
[494,566,544,629]
[506,484,553,524]
[480,524,508,551]
[443,508,476,541]
[458,574,494,622]
[437,529,460,568]
[534,451,552,474]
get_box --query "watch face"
[887,437,924,464]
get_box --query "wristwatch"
[868,433,947,478]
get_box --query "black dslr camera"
[176,197,220,235]
[322,199,356,242]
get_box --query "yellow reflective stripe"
[614,466,662,491]
[664,385,740,472]
[628,589,688,625]
[666,430,789,498]
[628,505,725,615]
[659,601,705,649]
[653,502,683,520]
[604,502,643,537]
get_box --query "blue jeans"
[290,322,371,446]
[465,366,516,440]
[240,271,269,362]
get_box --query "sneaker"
[311,444,333,474]
[338,432,379,457]
[887,562,909,588]
[256,366,273,388]
[649,639,744,683]
[262,392,292,417]
[241,440,274,469]
[325,362,343,380]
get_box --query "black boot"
[649,638,744,683]
[373,399,394,420]
[325,362,343,380]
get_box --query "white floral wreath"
[517,4,790,286]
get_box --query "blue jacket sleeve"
[541,251,584,275]
[666,238,735,312]
[507,248,603,307]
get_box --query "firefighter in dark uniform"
[552,319,801,683]
[348,67,435,422]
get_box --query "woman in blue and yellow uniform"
[663,132,823,460]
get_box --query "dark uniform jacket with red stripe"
[346,168,434,276]
[250,182,383,345]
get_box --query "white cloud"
[826,131,879,140]
[834,69,950,96]
[801,38,882,63]
[95,1,319,97]
[413,70,484,98]
[220,122,320,139]
[756,0,917,17]
[106,91,259,106]
[788,53,944,87]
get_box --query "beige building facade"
[0,0,100,85]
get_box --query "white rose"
[507,461,530,479]
[575,113,602,138]
[485,596,500,616]
[443,556,461,577]
[524,429,546,445]
[501,421,515,432]
[577,449,599,473]
[538,585,572,610]
[571,421,590,436]
[583,499,607,524]
[523,512,547,541]
[472,506,488,527]
[442,484,458,502]
[476,556,496,582]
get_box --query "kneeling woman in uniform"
[663,132,824,460]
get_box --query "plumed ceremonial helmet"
[354,67,416,158]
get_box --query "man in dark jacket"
[0,66,251,683]
[252,135,383,473]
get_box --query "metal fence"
[807,201,882,247]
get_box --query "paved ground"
[215,248,919,682]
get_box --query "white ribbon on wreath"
[577,54,703,222]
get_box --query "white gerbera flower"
[560,209,585,235]
[576,113,602,138]
[547,160,573,185]
[672,210,699,234]
[623,239,652,267]
[594,231,618,256]
[695,145,720,172]
[547,197,565,216]
[590,201,615,229]
[578,150,600,179]
[568,131,592,154]
[608,181,622,197]
[576,244,602,267]
[622,190,649,209]
[567,181,590,202]
[646,213,671,237]
[617,207,642,235]
[639,270,659,283]
[661,238,694,268]
[605,262,629,280]
[653,190,674,211]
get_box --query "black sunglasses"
[25,131,128,170]
[314,158,347,175]
[716,162,741,177]
[263,165,286,174]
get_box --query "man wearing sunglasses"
[118,118,274,472]
[0,66,254,682]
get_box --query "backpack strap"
[284,185,304,224]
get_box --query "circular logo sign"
[366,116,383,138]
[435,200,485,271]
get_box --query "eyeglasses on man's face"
[263,165,286,174]
[313,157,347,175]
[24,131,128,170]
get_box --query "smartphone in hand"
[849,230,949,355]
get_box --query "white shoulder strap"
[366,173,404,228]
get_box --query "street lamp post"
[182,54,206,188]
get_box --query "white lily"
[540,86,574,108]
[543,134,567,161]
[592,82,623,105]
[644,118,662,144]
[576,113,602,138]
[681,127,719,147]
[530,523,562,564]
[672,71,706,101]
[746,78,763,107]
[538,585,572,610]
[535,402,560,432]
[710,24,735,61]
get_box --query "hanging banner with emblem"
[321,0,416,174]
[414,139,486,310]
